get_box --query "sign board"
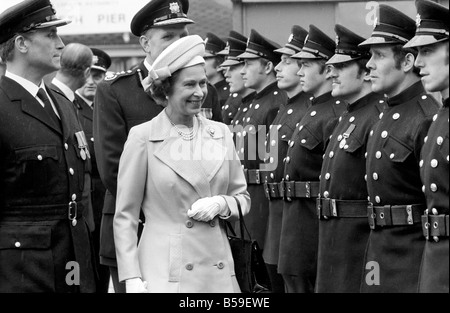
[0,0,149,35]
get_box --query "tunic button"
[431,159,438,168]
[375,196,381,203]
[37,155,43,161]
[364,175,367,182]
[271,140,277,147]
[287,109,293,115]
[370,130,374,137]
[349,116,355,123]
[255,104,260,110]
[285,175,290,181]
[336,101,341,104]
[217,262,225,270]
[72,194,77,201]
[381,131,388,138]
[325,173,330,180]
[274,91,278,95]
[422,95,428,100]
[373,173,379,181]
[379,112,384,119]
[433,114,438,122]
[64,143,69,150]
[186,263,194,271]
[344,145,349,150]
[376,151,382,159]
[281,135,286,139]
[339,117,342,122]
[15,242,21,248]
[299,125,304,131]
[329,151,334,158]
[286,157,290,164]
[311,111,317,117]
[290,141,295,148]
[185,220,194,228]
[243,131,247,136]
[270,173,275,179]
[419,160,424,167]
[243,108,248,113]
[393,113,400,120]
[323,191,329,198]
[437,137,443,145]
[91,137,94,142]
[390,153,395,159]
[224,105,229,110]
[424,136,428,143]
[338,135,343,141]
[301,139,306,144]
[240,148,244,154]
[422,185,426,193]
[270,157,275,164]
[246,117,251,122]
[69,168,74,175]
[430,184,438,192]
[365,152,368,158]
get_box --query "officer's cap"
[220,38,248,67]
[237,29,282,64]
[217,30,247,56]
[91,48,112,72]
[292,24,335,60]
[404,0,449,48]
[327,24,370,65]
[204,32,226,58]
[130,0,194,36]
[274,25,308,56]
[0,0,71,44]
[359,4,416,47]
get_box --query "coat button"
[370,130,374,137]
[186,263,194,271]
[91,137,94,142]
[390,153,395,159]
[373,173,379,181]
[217,262,225,270]
[430,184,438,192]
[349,116,355,123]
[15,242,21,248]
[290,141,295,148]
[255,104,260,110]
[287,109,293,115]
[329,151,334,158]
[69,168,74,175]
[325,173,331,180]
[209,220,216,227]
[419,160,424,167]
[285,175,290,181]
[379,112,384,119]
[376,151,382,159]
[270,173,274,179]
[271,140,277,147]
[310,111,317,117]
[393,113,400,120]
[37,155,43,161]
[185,220,194,228]
[299,125,303,131]
[381,131,388,139]
[72,194,77,201]
[323,191,329,198]
[337,135,343,142]
[424,136,428,143]
[301,139,306,144]
[437,137,444,145]
[375,196,381,203]
[431,159,438,168]
[64,143,69,150]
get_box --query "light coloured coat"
[114,111,250,293]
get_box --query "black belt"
[367,203,425,229]
[244,169,263,185]
[264,182,284,200]
[317,198,368,219]
[1,202,81,223]
[264,181,320,200]
[422,213,449,241]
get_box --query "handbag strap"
[232,195,252,241]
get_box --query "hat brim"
[291,50,321,59]
[216,48,229,56]
[404,35,449,48]
[274,47,297,56]
[35,19,72,29]
[220,59,244,67]
[153,18,195,27]
[236,51,260,59]
[91,65,107,72]
[359,36,401,46]
[326,54,360,64]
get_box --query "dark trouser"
[109,266,126,293]
[266,263,285,293]
[283,274,312,293]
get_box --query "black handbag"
[226,197,271,293]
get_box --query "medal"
[80,149,86,160]
[339,138,346,149]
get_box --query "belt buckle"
[406,205,414,225]
[255,170,260,184]
[279,180,286,201]
[368,202,375,229]
[317,198,322,219]
[68,201,78,227]
[263,181,271,200]
[421,209,430,240]
[305,182,311,198]
[331,199,337,217]
[285,181,292,202]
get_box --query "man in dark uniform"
[203,32,229,116]
[50,43,95,233]
[404,0,449,293]
[75,47,112,293]
[220,31,249,125]
[0,0,96,292]
[93,0,194,293]
[262,25,310,293]
[278,24,346,293]
[236,30,288,271]
[359,4,439,293]
[315,24,383,293]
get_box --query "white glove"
[188,196,230,222]
[125,277,148,293]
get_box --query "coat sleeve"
[93,81,128,197]
[220,124,251,222]
[113,126,148,282]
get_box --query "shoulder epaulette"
[104,68,137,84]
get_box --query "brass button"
[375,196,381,203]
[329,151,334,158]
[349,116,355,123]
[72,194,77,201]
[64,143,69,150]
[69,168,74,175]
[373,173,379,181]
[424,136,428,143]
[393,113,400,120]
[310,111,317,117]
[287,109,293,115]
[325,173,331,180]
[437,137,443,145]
[15,242,21,248]
[323,191,329,198]
[37,155,43,161]
[376,151,382,159]
[381,131,388,139]
[431,159,438,168]
[430,184,438,192]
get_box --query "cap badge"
[373,17,378,29]
[92,55,99,65]
[416,14,421,28]
[207,126,216,137]
[169,2,181,14]
[288,34,294,43]
[335,35,340,46]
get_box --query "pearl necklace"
[165,109,198,141]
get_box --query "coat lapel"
[150,113,226,198]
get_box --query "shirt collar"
[5,70,42,97]
[75,91,93,107]
[144,59,153,73]
[51,78,75,102]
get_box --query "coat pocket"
[168,234,182,282]
[382,136,412,163]
[298,126,321,151]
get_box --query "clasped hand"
[125,277,148,293]
[188,196,229,222]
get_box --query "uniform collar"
[287,91,308,105]
[311,91,333,106]
[254,82,279,100]
[52,78,75,102]
[75,91,93,107]
[385,81,425,107]
[242,91,257,104]
[347,92,381,112]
